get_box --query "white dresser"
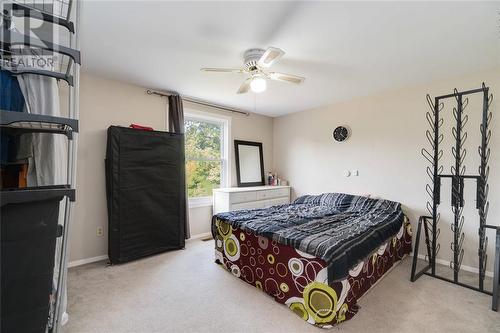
[213,186,291,214]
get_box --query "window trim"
[184,110,230,207]
[188,196,214,208]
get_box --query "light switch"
[352,170,359,176]
[344,170,351,177]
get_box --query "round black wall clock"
[333,126,349,142]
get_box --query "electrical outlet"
[97,227,103,236]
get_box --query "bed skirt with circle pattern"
[214,216,412,328]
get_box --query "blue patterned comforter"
[212,193,404,282]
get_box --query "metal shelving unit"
[0,0,80,332]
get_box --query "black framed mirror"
[234,140,265,187]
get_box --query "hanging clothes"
[0,70,25,111]
[0,70,27,164]
[17,74,67,186]
[16,73,69,324]
[0,16,32,165]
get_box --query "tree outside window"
[184,117,226,198]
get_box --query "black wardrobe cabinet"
[105,126,186,265]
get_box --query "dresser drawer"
[256,188,290,200]
[229,191,257,204]
[232,200,264,211]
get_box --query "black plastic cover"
[105,126,186,265]
[1,194,64,333]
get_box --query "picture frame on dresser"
[234,140,265,187]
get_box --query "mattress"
[214,216,412,328]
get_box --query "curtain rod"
[146,89,250,116]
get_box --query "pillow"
[293,192,400,213]
[293,192,358,208]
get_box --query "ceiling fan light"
[250,77,267,93]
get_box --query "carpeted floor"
[65,239,500,333]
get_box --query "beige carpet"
[65,239,500,333]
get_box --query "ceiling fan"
[201,47,305,94]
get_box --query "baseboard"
[68,255,108,268]
[69,234,211,268]
[412,252,494,278]
[188,232,212,240]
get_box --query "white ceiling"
[80,1,500,117]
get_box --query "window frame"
[184,110,230,207]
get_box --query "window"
[184,113,228,206]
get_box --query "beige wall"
[67,72,273,262]
[69,68,499,272]
[273,68,500,273]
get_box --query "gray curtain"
[168,95,184,134]
[168,94,190,239]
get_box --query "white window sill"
[188,196,213,208]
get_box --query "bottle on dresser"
[267,172,273,186]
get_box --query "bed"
[212,193,412,328]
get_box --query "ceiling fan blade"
[267,72,305,84]
[257,47,285,68]
[237,78,252,94]
[201,67,244,73]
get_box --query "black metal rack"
[0,109,78,138]
[10,1,74,32]
[1,185,75,204]
[0,0,81,86]
[0,0,80,332]
[411,84,499,310]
